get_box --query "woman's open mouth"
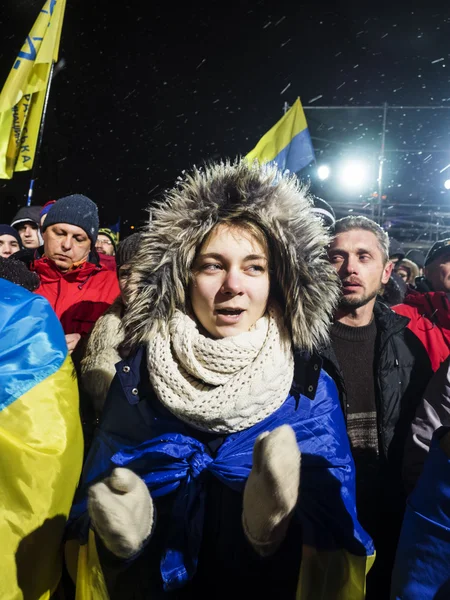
[215,308,245,323]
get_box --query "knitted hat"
[0,224,22,247]
[39,200,56,219]
[42,194,99,245]
[425,239,450,266]
[0,257,40,291]
[98,227,119,252]
[116,233,142,270]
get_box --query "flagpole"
[376,102,388,225]
[26,61,55,206]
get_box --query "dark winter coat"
[322,302,432,484]
[321,301,433,596]
[322,302,432,469]
[67,349,372,600]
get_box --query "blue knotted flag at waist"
[111,432,250,590]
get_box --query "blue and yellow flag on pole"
[0,278,83,599]
[246,97,315,173]
[0,0,66,179]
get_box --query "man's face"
[424,251,450,292]
[43,223,91,271]
[95,234,115,256]
[0,234,20,258]
[328,229,393,310]
[17,221,40,249]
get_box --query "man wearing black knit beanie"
[322,216,433,600]
[31,194,120,356]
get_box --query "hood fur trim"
[122,160,340,353]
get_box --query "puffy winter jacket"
[392,289,450,371]
[31,256,120,337]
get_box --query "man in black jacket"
[324,215,433,599]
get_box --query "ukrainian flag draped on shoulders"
[246,97,315,174]
[0,0,66,179]
[0,278,83,600]
[67,357,374,600]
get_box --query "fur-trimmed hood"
[122,160,340,353]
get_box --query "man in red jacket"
[31,194,120,355]
[393,239,450,371]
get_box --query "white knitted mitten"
[88,468,154,559]
[243,424,301,556]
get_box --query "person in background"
[395,258,419,286]
[323,215,432,599]
[30,194,120,357]
[393,239,450,371]
[406,249,425,278]
[40,200,56,227]
[81,232,142,414]
[96,228,118,256]
[0,224,22,258]
[10,205,43,249]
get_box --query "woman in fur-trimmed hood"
[66,160,374,600]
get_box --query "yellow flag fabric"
[246,98,315,173]
[297,546,375,600]
[0,278,83,600]
[0,0,66,179]
[70,531,110,600]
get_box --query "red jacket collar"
[31,256,103,283]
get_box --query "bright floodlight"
[339,160,369,189]
[317,165,330,180]
[444,179,450,190]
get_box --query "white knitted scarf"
[146,305,294,433]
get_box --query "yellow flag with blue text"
[246,97,315,173]
[0,0,66,179]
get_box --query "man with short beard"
[322,215,432,599]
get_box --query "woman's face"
[396,267,409,283]
[190,224,270,338]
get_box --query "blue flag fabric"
[246,98,315,174]
[391,426,450,599]
[69,368,373,592]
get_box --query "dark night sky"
[2,0,450,242]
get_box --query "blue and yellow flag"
[0,278,83,599]
[67,368,373,599]
[0,0,66,179]
[246,97,315,173]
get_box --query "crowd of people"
[2,160,450,599]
